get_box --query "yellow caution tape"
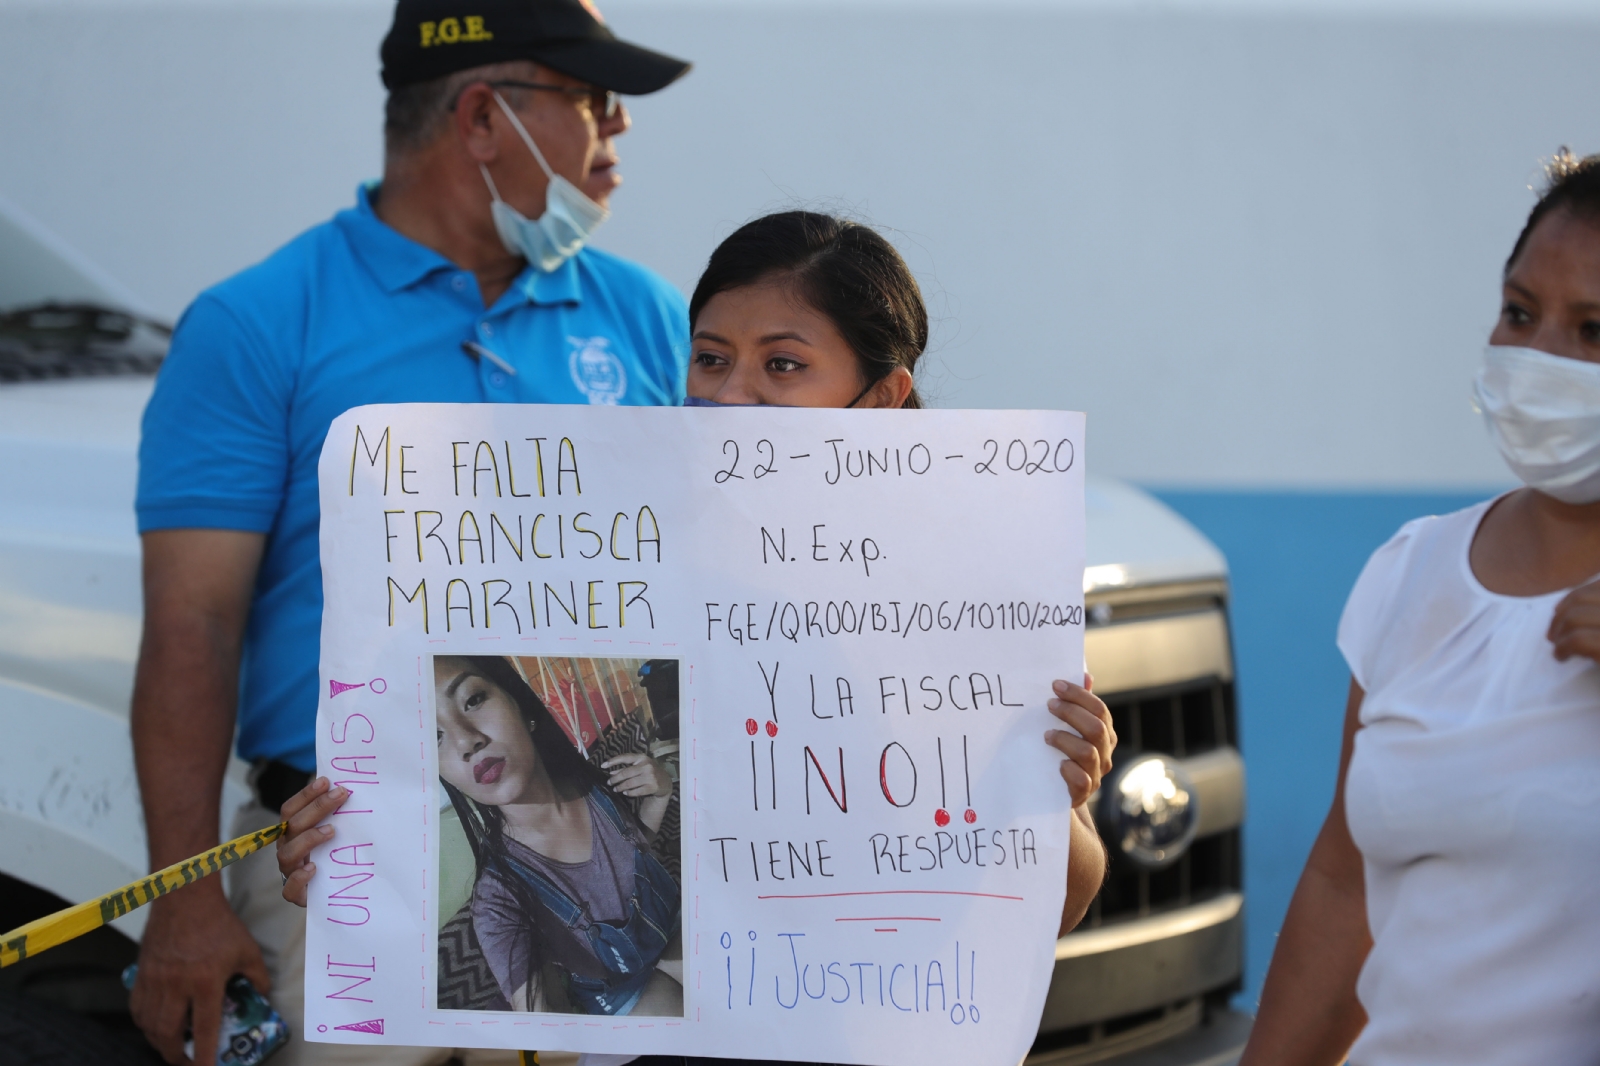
[0,821,287,969]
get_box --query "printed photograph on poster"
[433,654,684,1017]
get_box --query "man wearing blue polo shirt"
[128,2,690,1062]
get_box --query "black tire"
[0,987,164,1066]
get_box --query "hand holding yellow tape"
[0,822,287,968]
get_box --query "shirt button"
[480,322,494,338]
[490,372,507,388]
[452,275,466,292]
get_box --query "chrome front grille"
[1110,677,1234,758]
[1088,677,1242,928]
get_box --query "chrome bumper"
[1045,893,1243,1029]
[1088,1009,1250,1066]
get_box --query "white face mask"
[1472,344,1600,504]
[479,91,609,273]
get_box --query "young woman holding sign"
[277,212,1115,1055]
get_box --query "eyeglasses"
[488,79,621,120]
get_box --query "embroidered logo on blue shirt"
[568,335,628,404]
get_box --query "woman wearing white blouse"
[1241,150,1600,1066]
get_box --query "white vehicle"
[0,200,1249,1065]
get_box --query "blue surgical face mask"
[479,91,609,273]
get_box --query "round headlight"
[1098,753,1200,869]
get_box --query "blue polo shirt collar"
[335,183,456,294]
[337,182,585,308]
[517,253,582,307]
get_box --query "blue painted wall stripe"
[1150,489,1496,1008]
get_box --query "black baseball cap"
[380,0,690,94]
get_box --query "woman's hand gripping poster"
[307,403,1086,1066]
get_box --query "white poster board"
[306,404,1085,1066]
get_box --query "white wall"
[3,0,1596,487]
